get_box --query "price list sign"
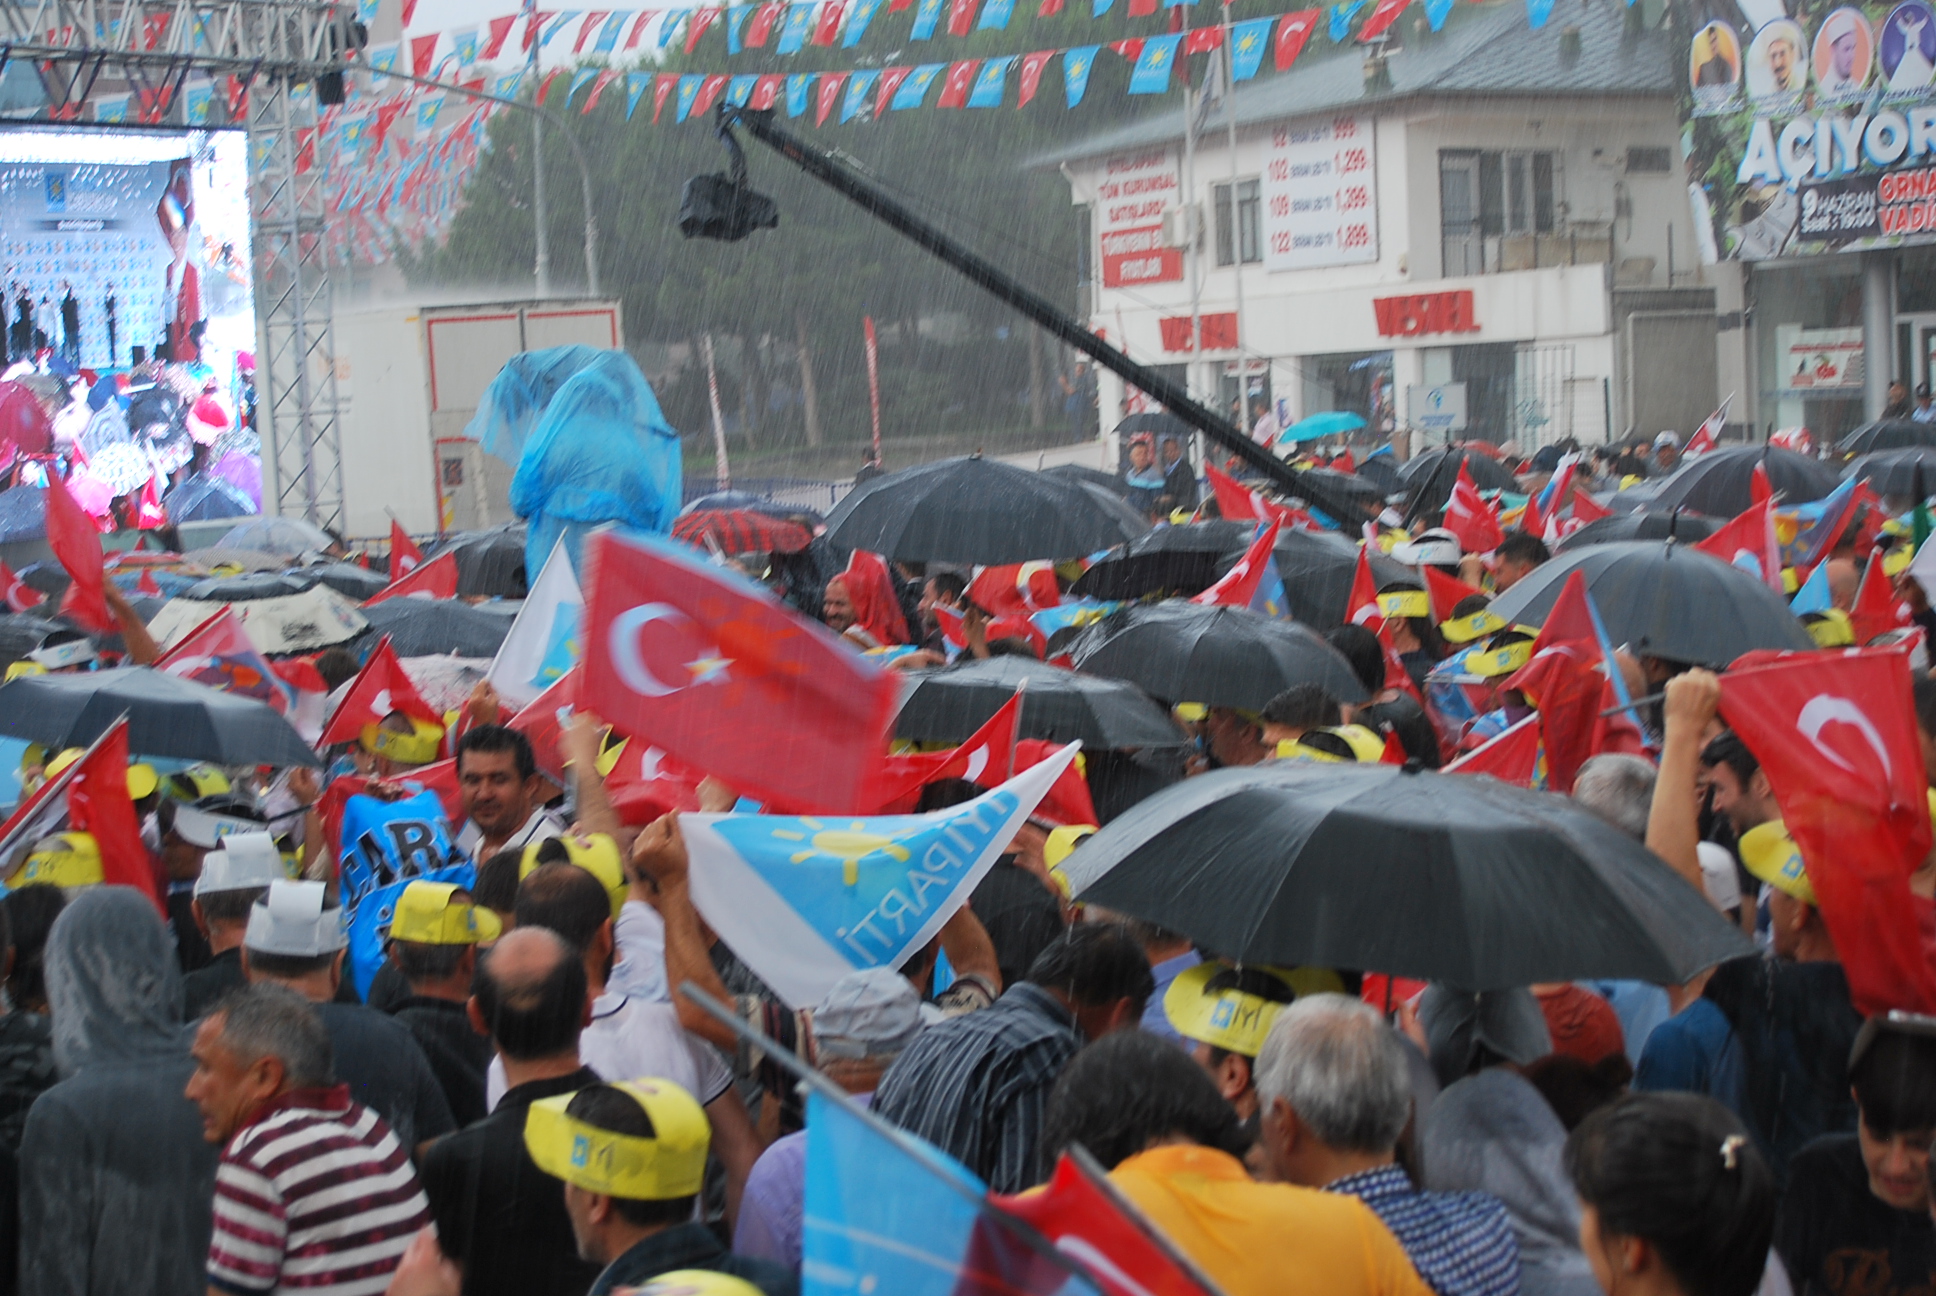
[1261,114,1378,271]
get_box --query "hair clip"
[1720,1134,1746,1170]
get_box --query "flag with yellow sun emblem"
[684,744,1081,1007]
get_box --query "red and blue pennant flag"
[727,73,759,105]
[747,2,785,45]
[675,73,705,120]
[1357,0,1409,40]
[968,55,1014,105]
[1018,49,1056,105]
[1277,7,1321,66]
[624,71,651,118]
[1231,16,1274,77]
[685,745,1077,1005]
[1064,45,1100,105]
[787,71,815,115]
[779,1,816,51]
[727,3,755,50]
[818,71,848,123]
[582,528,901,814]
[844,0,887,44]
[978,0,1016,27]
[911,0,947,38]
[594,11,627,50]
[938,59,982,106]
[842,69,878,120]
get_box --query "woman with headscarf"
[1417,986,1602,1296]
[18,888,219,1296]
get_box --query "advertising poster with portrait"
[1679,0,1936,258]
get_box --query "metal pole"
[527,0,549,296]
[376,65,600,297]
[1222,0,1246,435]
[1863,250,1895,423]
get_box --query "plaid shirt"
[1327,1164,1520,1296]
[870,984,1079,1194]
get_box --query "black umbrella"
[1844,446,1936,500]
[0,613,60,671]
[1397,447,1518,514]
[1488,540,1814,666]
[0,485,44,543]
[0,666,320,766]
[425,525,530,598]
[357,598,513,658]
[1041,463,1133,498]
[681,490,827,525]
[1069,522,1257,600]
[1644,446,1838,516]
[1070,601,1368,709]
[824,455,1149,564]
[164,474,254,522]
[1058,762,1751,988]
[1113,412,1193,442]
[894,655,1187,750]
[296,562,390,601]
[183,572,320,602]
[1354,452,1401,494]
[1555,510,1719,553]
[1838,418,1936,457]
[1252,528,1415,630]
[1283,467,1384,529]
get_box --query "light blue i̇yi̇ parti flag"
[565,67,597,107]
[1790,560,1834,614]
[1128,32,1183,93]
[1251,553,1288,619]
[1329,0,1365,39]
[787,72,815,115]
[675,74,705,121]
[727,5,754,51]
[978,0,1015,29]
[727,73,758,105]
[1423,0,1454,28]
[1064,45,1099,105]
[844,0,886,44]
[780,1,817,51]
[542,10,581,45]
[1526,0,1555,26]
[893,62,946,108]
[911,0,947,39]
[1231,16,1274,77]
[595,11,626,50]
[967,55,1014,105]
[842,69,880,121]
[624,71,650,118]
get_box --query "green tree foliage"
[407,0,1249,453]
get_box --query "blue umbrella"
[1281,411,1368,443]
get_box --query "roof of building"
[1028,0,1677,168]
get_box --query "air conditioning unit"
[1162,204,1203,250]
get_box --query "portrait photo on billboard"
[1746,18,1810,102]
[1879,0,1936,91]
[1690,20,1744,111]
[1814,8,1876,97]
[0,126,259,527]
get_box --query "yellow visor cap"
[1439,608,1507,644]
[361,718,444,766]
[631,1273,766,1296]
[1467,639,1535,679]
[1802,609,1855,648]
[1377,590,1431,621]
[1883,547,1915,578]
[389,880,501,945]
[1163,962,1345,1057]
[522,833,627,917]
[41,750,157,801]
[1739,821,1815,906]
[15,833,103,890]
[4,661,44,682]
[523,1079,710,1200]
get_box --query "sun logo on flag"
[770,819,919,886]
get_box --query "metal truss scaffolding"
[0,0,350,528]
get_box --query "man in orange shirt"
[1038,1031,1433,1296]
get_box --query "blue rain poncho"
[470,347,682,580]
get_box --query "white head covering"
[244,880,348,957]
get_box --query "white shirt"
[455,805,563,861]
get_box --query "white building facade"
[1043,2,1730,451]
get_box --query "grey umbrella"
[357,598,513,658]
[1554,510,1719,553]
[893,655,1186,749]
[1645,446,1838,516]
[1070,601,1369,709]
[0,667,320,766]
[1844,446,1936,500]
[1489,540,1814,667]
[1059,762,1750,988]
[824,455,1149,564]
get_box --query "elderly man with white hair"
[1255,993,1521,1296]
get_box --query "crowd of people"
[0,426,1932,1296]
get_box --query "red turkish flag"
[134,475,166,529]
[1183,26,1223,51]
[1718,645,1936,1015]
[875,66,914,114]
[581,530,898,812]
[366,550,457,605]
[969,562,1061,615]
[483,14,519,57]
[1518,487,1544,543]
[1346,544,1384,632]
[685,5,720,50]
[1569,489,1612,524]
[0,560,43,612]
[574,11,612,52]
[692,74,730,117]
[507,668,580,781]
[1441,462,1505,553]
[390,520,423,577]
[812,0,845,43]
[751,74,785,109]
[1422,564,1484,621]
[1356,0,1409,40]
[862,693,1022,812]
[1696,499,1783,592]
[1018,49,1056,106]
[1531,569,1598,654]
[1127,0,1158,16]
[67,722,161,911]
[45,475,112,634]
[937,59,980,108]
[816,72,848,125]
[992,1153,1215,1296]
[1109,37,1145,60]
[1850,550,1904,644]
[947,0,977,35]
[1014,738,1099,826]
[1443,714,1542,788]
[654,73,680,123]
[409,33,439,77]
[1275,9,1320,69]
[1751,462,1773,505]
[1504,641,1641,794]
[1205,461,1258,521]
[1036,0,1062,15]
[320,636,443,748]
[747,2,784,42]
[1192,518,1281,607]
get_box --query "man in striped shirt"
[187,983,430,1296]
